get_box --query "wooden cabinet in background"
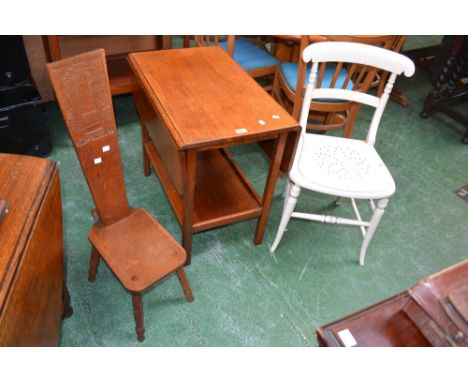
[0,153,69,346]
[42,36,171,96]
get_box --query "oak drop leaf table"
[129,46,299,264]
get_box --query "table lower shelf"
[146,142,263,233]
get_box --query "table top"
[129,46,298,150]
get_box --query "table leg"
[254,132,288,245]
[140,120,151,177]
[182,149,197,265]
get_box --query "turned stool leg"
[132,293,145,342]
[88,246,101,282]
[176,268,194,302]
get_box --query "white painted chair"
[270,42,415,265]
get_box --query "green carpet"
[45,36,467,346]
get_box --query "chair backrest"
[194,35,235,56]
[47,49,130,226]
[299,41,415,146]
[292,35,406,136]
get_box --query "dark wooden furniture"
[129,46,300,264]
[403,44,441,70]
[316,259,468,347]
[420,36,468,144]
[47,49,194,342]
[0,153,68,346]
[42,36,167,96]
[272,35,407,138]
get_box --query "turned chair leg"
[132,293,145,342]
[176,268,194,302]
[359,198,389,266]
[270,183,301,253]
[88,246,101,282]
[282,178,291,198]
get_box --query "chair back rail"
[194,35,235,56]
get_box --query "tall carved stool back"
[47,49,194,341]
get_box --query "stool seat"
[89,208,186,292]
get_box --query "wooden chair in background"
[47,49,194,342]
[272,35,407,138]
[269,41,415,265]
[191,35,279,90]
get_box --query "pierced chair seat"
[219,39,279,72]
[291,134,395,200]
[89,208,186,292]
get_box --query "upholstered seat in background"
[219,39,279,73]
[193,36,279,90]
[280,62,353,92]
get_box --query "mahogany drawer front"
[134,90,185,196]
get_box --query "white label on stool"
[102,145,110,152]
[235,128,248,134]
[272,115,280,119]
[94,157,102,165]
[258,119,266,125]
[337,329,357,347]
